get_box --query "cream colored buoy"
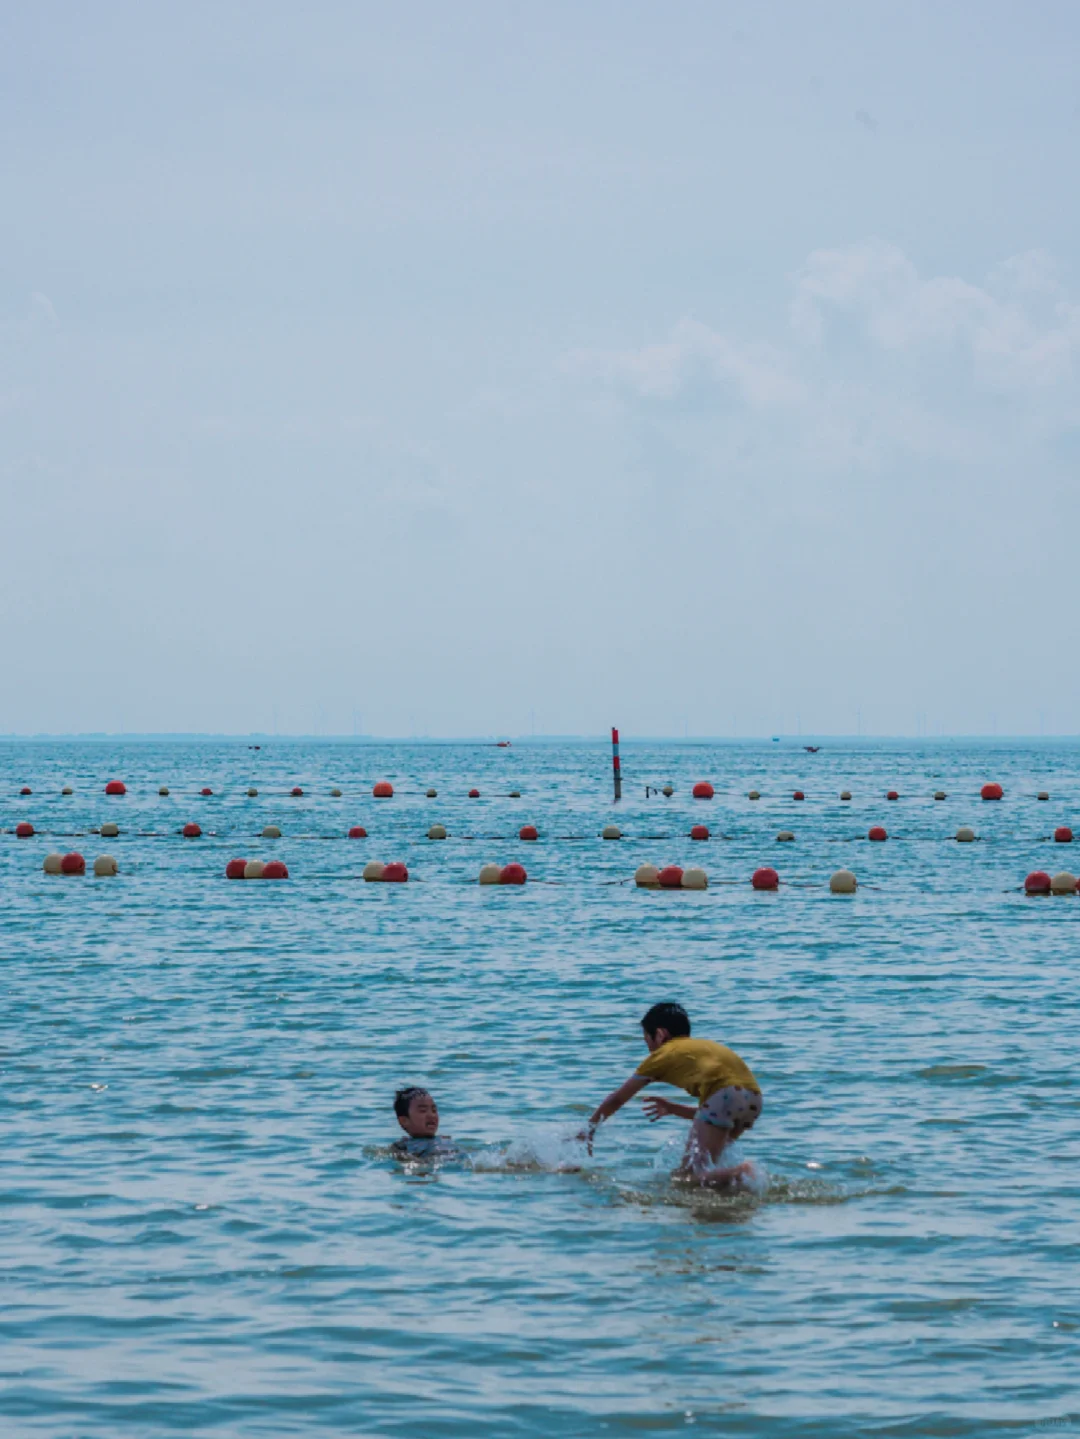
[363,861,386,882]
[662,784,674,797]
[158,785,169,796]
[509,790,521,798]
[478,862,502,885]
[244,860,266,879]
[262,825,281,839]
[602,824,621,840]
[94,854,118,876]
[748,790,761,801]
[1050,870,1077,894]
[830,869,857,894]
[635,864,660,888]
[956,826,976,843]
[247,787,258,798]
[428,824,447,840]
[682,867,708,890]
[934,791,947,801]
[426,788,437,798]
[1037,791,1050,801]
[776,830,795,842]
[100,821,119,838]
[840,791,852,801]
[330,787,342,798]
[62,786,73,796]
[43,853,63,874]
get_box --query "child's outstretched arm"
[642,1095,697,1122]
[587,1074,649,1132]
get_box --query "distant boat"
[804,745,821,753]
[496,741,512,748]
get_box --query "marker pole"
[612,727,622,802]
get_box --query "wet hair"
[393,1086,430,1118]
[641,1002,691,1040]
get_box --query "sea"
[2,737,1078,1437]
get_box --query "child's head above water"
[640,1001,691,1051]
[394,1086,439,1138]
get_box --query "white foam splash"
[471,1126,589,1173]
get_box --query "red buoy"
[1054,826,1073,843]
[200,787,213,797]
[500,862,527,885]
[752,867,779,890]
[263,860,289,880]
[886,790,899,801]
[469,788,480,798]
[658,865,684,889]
[692,782,714,800]
[690,824,709,841]
[15,821,34,837]
[348,826,367,839]
[869,825,887,841]
[981,783,1003,801]
[382,861,408,882]
[105,780,126,796]
[290,786,303,797]
[225,858,247,879]
[793,791,805,801]
[60,851,85,875]
[519,825,538,841]
[19,786,31,795]
[183,822,202,838]
[373,782,393,798]
[1025,870,1052,894]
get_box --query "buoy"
[469,788,480,798]
[752,867,779,891]
[60,851,85,875]
[658,865,684,889]
[748,790,761,800]
[868,826,887,842]
[200,787,213,797]
[330,788,342,797]
[934,791,947,801]
[478,862,502,885]
[840,791,852,801]
[61,786,73,796]
[100,821,119,838]
[15,821,34,837]
[348,826,367,839]
[244,860,266,879]
[43,853,63,874]
[19,786,31,795]
[519,825,538,841]
[635,864,660,888]
[602,824,621,840]
[105,780,126,796]
[662,784,674,797]
[373,782,394,798]
[1050,870,1077,895]
[500,863,527,885]
[1054,826,1073,844]
[158,786,169,796]
[426,789,437,798]
[247,787,258,798]
[1037,791,1050,801]
[1025,870,1052,894]
[981,783,1003,801]
[225,859,247,879]
[692,781,714,800]
[262,825,281,839]
[830,869,857,894]
[682,867,708,890]
[263,860,289,880]
[886,790,899,801]
[776,830,795,842]
[183,822,202,838]
[509,790,521,798]
[363,861,386,882]
[428,824,447,840]
[690,824,709,841]
[956,826,976,843]
[382,862,408,883]
[290,786,303,797]
[93,855,118,877]
[793,791,805,801]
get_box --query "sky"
[3,1,1080,737]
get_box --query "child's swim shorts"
[699,1085,763,1135]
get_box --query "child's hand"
[642,1095,677,1122]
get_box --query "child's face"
[399,1092,439,1138]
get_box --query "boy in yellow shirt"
[585,1002,762,1187]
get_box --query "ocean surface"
[2,737,1079,1438]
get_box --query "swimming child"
[391,1086,460,1160]
[584,1002,762,1187]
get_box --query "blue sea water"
[2,737,1079,1438]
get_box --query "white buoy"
[94,855,118,876]
[776,830,795,842]
[830,869,857,894]
[247,787,258,798]
[748,790,761,800]
[682,867,708,890]
[158,785,169,796]
[840,791,852,801]
[478,862,502,885]
[428,824,447,840]
[662,784,674,797]
[1038,791,1050,801]
[244,860,266,879]
[934,791,947,801]
[62,786,73,796]
[43,853,63,874]
[363,861,386,882]
[956,826,976,843]
[100,821,119,838]
[1050,871,1077,894]
[602,824,621,840]
[634,864,660,888]
[262,825,281,839]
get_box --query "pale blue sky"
[3,2,1079,736]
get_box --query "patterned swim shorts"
[699,1085,763,1135]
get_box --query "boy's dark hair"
[641,1002,691,1040]
[394,1086,429,1117]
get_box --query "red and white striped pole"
[611,726,622,802]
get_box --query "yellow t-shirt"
[636,1037,759,1102]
